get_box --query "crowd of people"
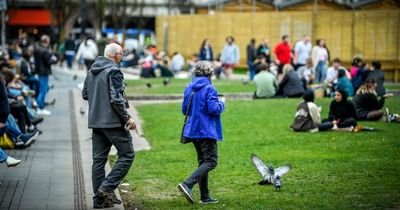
[0,34,60,167]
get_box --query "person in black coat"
[367,61,386,96]
[352,78,393,121]
[247,38,257,80]
[0,74,9,130]
[277,64,304,98]
[257,38,271,63]
[318,89,357,131]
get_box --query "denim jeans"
[247,60,255,80]
[0,147,7,162]
[5,115,23,141]
[184,139,218,200]
[37,75,49,109]
[315,61,327,83]
[92,127,135,194]
[23,76,40,98]
[65,54,74,69]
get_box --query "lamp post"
[80,0,86,36]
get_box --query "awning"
[8,9,52,26]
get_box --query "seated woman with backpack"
[290,89,321,132]
[318,89,358,131]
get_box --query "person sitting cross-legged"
[253,63,278,99]
[318,89,357,131]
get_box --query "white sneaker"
[6,156,21,167]
[37,109,52,115]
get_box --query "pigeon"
[251,154,291,191]
[163,78,170,86]
[146,83,152,88]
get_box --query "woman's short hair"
[194,61,214,77]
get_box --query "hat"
[194,61,214,76]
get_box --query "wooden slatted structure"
[156,10,400,81]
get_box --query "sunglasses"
[116,52,125,57]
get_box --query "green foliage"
[121,97,400,209]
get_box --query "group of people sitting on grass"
[290,77,397,133]
[253,57,385,99]
[0,36,56,167]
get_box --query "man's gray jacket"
[82,56,130,128]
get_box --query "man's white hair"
[104,43,122,58]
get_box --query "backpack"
[290,102,316,131]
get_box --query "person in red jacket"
[274,35,292,74]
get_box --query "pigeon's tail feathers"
[251,154,272,179]
[258,179,273,185]
[275,165,291,177]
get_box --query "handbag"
[0,133,15,149]
[180,91,195,144]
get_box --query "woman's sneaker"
[199,197,219,204]
[6,156,21,167]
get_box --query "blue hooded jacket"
[182,77,224,141]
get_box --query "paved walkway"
[0,67,148,210]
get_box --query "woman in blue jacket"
[178,61,225,204]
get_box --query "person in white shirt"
[311,39,329,83]
[297,58,315,89]
[294,35,312,69]
[171,52,185,72]
[325,58,350,85]
[75,36,99,71]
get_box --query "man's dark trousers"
[92,127,135,193]
[183,139,218,200]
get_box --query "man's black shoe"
[112,192,122,205]
[31,117,44,125]
[96,190,115,207]
[93,199,114,209]
[178,183,195,204]
[199,197,219,204]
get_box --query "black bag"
[180,91,195,144]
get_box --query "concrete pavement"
[0,66,148,210]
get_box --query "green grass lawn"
[125,78,255,95]
[119,96,400,209]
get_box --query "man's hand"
[0,122,5,128]
[126,117,137,130]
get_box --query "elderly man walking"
[82,43,136,208]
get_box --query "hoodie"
[328,89,357,121]
[82,56,130,128]
[182,77,224,141]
